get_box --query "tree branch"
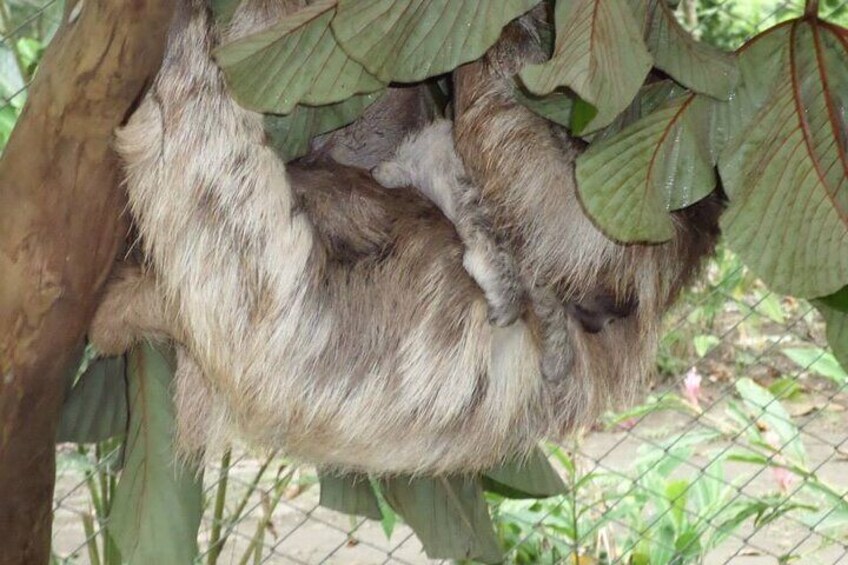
[0,1,174,563]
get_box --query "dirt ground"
[51,380,848,565]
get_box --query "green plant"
[485,377,840,564]
[0,0,57,149]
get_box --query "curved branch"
[0,1,174,562]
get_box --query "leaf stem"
[805,0,820,18]
[215,453,276,552]
[81,511,102,565]
[207,448,232,565]
[237,467,296,565]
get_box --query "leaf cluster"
[216,0,848,369]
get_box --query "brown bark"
[0,1,174,563]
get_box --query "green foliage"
[331,0,541,83]
[107,344,204,565]
[382,476,502,563]
[719,18,848,298]
[0,34,44,148]
[519,0,652,133]
[816,292,848,369]
[318,472,382,520]
[734,377,807,464]
[313,447,566,560]
[316,452,566,559]
[263,90,384,161]
[488,378,839,564]
[482,447,566,499]
[628,0,739,99]
[576,93,717,242]
[691,0,833,50]
[57,357,128,444]
[782,346,848,385]
[55,442,125,565]
[514,88,574,128]
[215,1,384,114]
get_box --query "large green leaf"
[215,0,383,115]
[576,93,716,242]
[782,346,848,385]
[707,26,791,161]
[572,26,794,244]
[483,447,566,499]
[264,90,384,162]
[57,356,127,443]
[514,88,574,128]
[814,286,848,370]
[382,476,501,563]
[108,344,203,565]
[628,0,739,99]
[319,472,382,520]
[719,19,848,298]
[519,0,652,134]
[588,80,688,144]
[576,20,788,244]
[331,0,540,83]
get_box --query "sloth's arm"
[89,263,175,355]
[452,180,523,327]
[372,120,523,327]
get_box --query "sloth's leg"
[529,286,572,382]
[452,180,523,327]
[89,263,173,355]
[92,267,215,462]
[173,346,213,463]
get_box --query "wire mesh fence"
[0,0,843,563]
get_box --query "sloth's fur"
[90,0,722,475]
[372,118,572,382]
[372,119,524,329]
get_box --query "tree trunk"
[0,1,174,563]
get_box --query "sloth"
[372,118,571,382]
[89,0,723,475]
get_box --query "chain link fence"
[1,0,844,563]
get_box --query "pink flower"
[682,368,703,409]
[771,466,795,493]
[618,418,638,431]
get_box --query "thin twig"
[207,448,232,565]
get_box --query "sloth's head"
[447,12,728,429]
[549,190,724,432]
